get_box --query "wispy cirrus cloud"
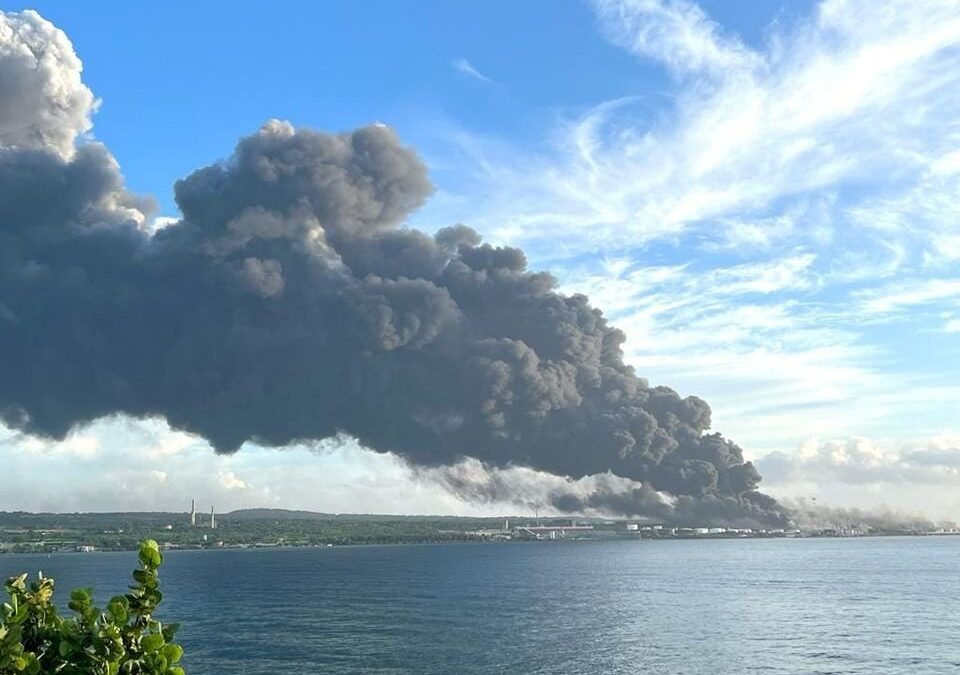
[555,255,960,456]
[855,278,960,316]
[452,57,497,84]
[435,0,960,257]
[416,0,960,473]
[591,0,761,77]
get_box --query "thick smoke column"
[426,461,786,527]
[0,10,789,525]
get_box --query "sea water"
[2,537,958,674]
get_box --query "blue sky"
[24,0,657,214]
[3,0,960,519]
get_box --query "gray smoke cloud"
[427,460,785,527]
[781,498,939,533]
[0,10,790,526]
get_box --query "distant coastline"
[2,509,957,556]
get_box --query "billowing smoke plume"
[0,10,789,526]
[427,461,787,527]
[781,498,939,533]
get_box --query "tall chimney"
[210,505,216,530]
[190,498,196,527]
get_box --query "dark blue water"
[2,538,958,674]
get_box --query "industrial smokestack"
[0,9,790,526]
[210,506,216,530]
[190,498,196,527]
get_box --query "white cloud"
[0,10,97,159]
[410,0,960,475]
[218,470,250,490]
[705,253,817,295]
[929,148,960,177]
[426,0,960,261]
[0,418,519,515]
[452,57,496,84]
[11,430,101,458]
[141,215,179,235]
[856,278,960,315]
[760,434,960,485]
[591,0,761,77]
[944,318,960,333]
[555,246,960,458]
[756,433,960,519]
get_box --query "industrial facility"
[188,499,217,529]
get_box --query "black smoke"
[430,461,789,527]
[0,116,791,525]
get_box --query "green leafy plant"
[0,540,185,674]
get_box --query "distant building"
[512,524,594,540]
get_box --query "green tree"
[0,540,185,674]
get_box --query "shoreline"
[3,530,958,557]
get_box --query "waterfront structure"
[512,524,594,540]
